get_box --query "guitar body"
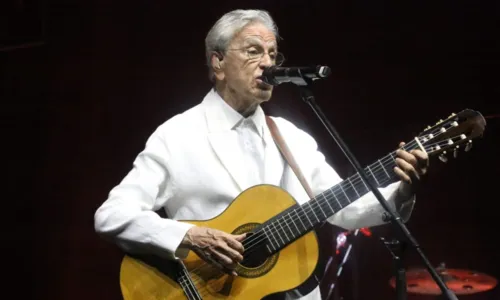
[120,185,326,300]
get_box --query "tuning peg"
[436,119,443,125]
[453,146,459,158]
[449,113,456,118]
[465,140,473,152]
[425,125,431,130]
[439,152,448,163]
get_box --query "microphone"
[260,65,331,86]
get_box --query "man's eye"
[247,49,260,55]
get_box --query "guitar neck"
[260,141,420,253]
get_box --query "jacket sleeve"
[288,120,416,230]
[93,126,194,260]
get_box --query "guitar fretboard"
[259,145,413,253]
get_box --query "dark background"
[2,0,499,299]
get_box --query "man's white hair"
[205,9,280,82]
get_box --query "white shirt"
[219,95,269,186]
[94,89,416,300]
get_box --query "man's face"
[215,22,279,106]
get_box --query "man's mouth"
[256,78,272,90]
[256,76,270,85]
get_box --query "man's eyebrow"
[242,37,277,49]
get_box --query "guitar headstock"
[416,109,486,162]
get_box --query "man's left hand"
[394,141,429,186]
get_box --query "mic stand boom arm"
[296,84,458,300]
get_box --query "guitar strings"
[178,275,203,299]
[181,128,461,291]
[182,137,454,295]
[198,121,448,258]
[240,140,417,249]
[241,135,459,255]
[176,156,397,293]
[179,276,209,299]
[159,119,466,296]
[241,122,459,250]
[179,279,200,300]
[182,139,450,297]
[183,134,453,290]
[182,151,402,294]
[182,138,416,290]
[179,264,205,300]
[237,150,408,255]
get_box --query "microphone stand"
[295,83,458,300]
[381,237,408,300]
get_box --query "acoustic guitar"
[119,109,486,300]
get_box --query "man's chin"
[255,88,273,102]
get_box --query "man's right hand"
[181,226,246,276]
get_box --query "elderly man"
[94,9,428,300]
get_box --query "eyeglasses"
[224,47,285,66]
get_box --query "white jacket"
[94,89,415,299]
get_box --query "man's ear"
[211,53,225,80]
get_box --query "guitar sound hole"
[240,232,272,269]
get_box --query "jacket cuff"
[149,219,195,260]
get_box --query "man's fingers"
[208,257,226,271]
[194,248,224,268]
[194,247,238,276]
[394,167,411,184]
[189,228,246,276]
[234,233,247,241]
[219,242,244,262]
[395,158,420,183]
[204,251,236,275]
[210,248,234,266]
[211,248,239,275]
[411,149,430,169]
[397,142,429,174]
[396,150,418,168]
[225,236,245,253]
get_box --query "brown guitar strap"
[265,116,315,199]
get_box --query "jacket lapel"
[203,90,252,191]
[207,131,251,191]
[202,89,286,190]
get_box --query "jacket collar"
[202,88,282,190]
[202,88,266,139]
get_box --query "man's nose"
[259,53,273,68]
